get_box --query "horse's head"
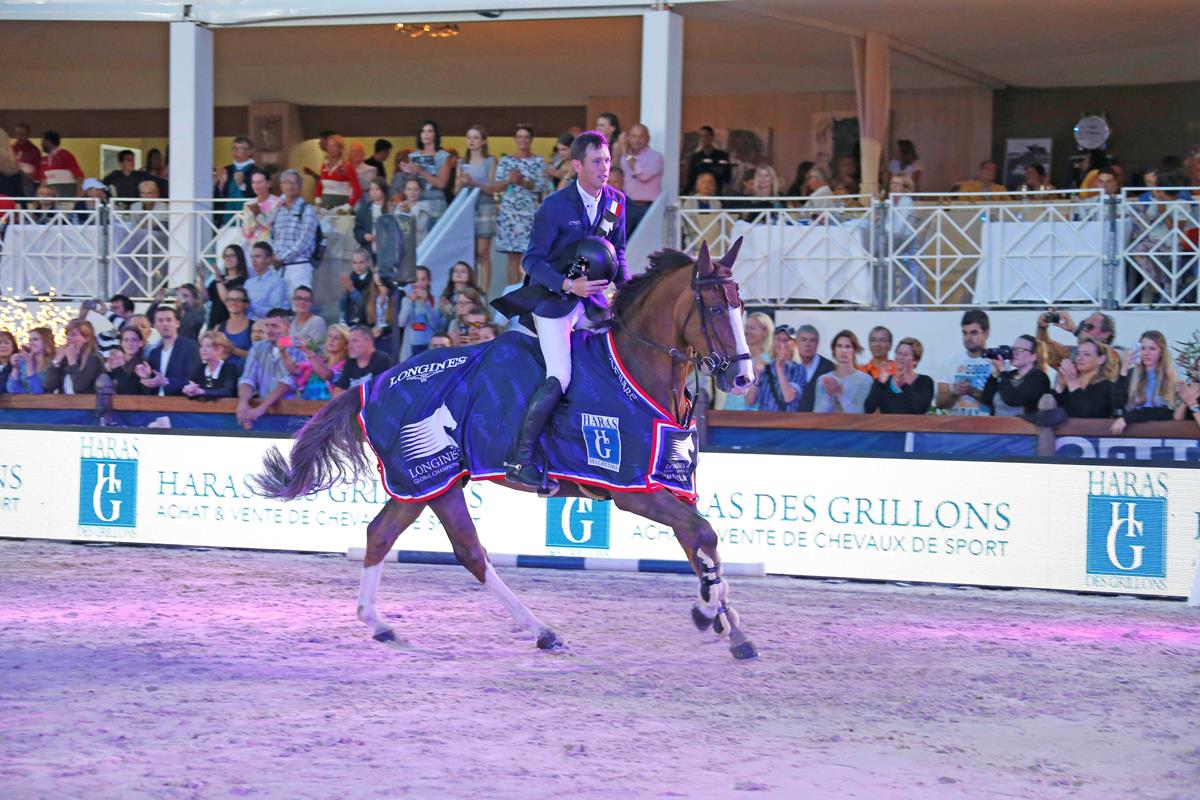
[436,403,457,432]
[686,238,753,395]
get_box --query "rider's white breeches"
[534,304,585,391]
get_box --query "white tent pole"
[639,9,683,247]
[168,20,214,289]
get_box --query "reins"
[608,265,750,427]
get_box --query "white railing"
[1118,187,1200,307]
[3,190,1198,309]
[677,196,877,306]
[677,187,1200,310]
[0,198,250,301]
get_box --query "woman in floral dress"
[493,124,548,284]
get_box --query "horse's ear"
[696,239,713,277]
[717,236,744,270]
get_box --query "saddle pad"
[357,330,698,502]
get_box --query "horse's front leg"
[428,487,564,651]
[357,499,426,643]
[613,491,758,660]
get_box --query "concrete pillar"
[167,21,213,288]
[639,10,683,245]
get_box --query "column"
[639,10,683,247]
[851,31,891,198]
[167,21,214,289]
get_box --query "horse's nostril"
[734,374,751,387]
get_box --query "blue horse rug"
[357,330,698,503]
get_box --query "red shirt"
[11,139,41,169]
[314,160,362,207]
[37,147,85,185]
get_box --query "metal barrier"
[677,196,877,307]
[3,190,1198,309]
[1118,187,1200,308]
[677,188,1200,310]
[0,198,248,301]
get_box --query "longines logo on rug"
[389,356,468,386]
[546,497,610,550]
[1085,470,1166,580]
[79,458,138,528]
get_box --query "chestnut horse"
[254,239,760,659]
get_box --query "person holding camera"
[1036,306,1121,374]
[236,308,307,429]
[1110,330,1183,433]
[981,335,1051,416]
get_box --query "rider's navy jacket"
[521,181,628,319]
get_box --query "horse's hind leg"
[357,498,426,643]
[613,491,758,660]
[428,487,564,651]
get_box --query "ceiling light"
[395,23,460,39]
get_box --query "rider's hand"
[565,277,609,298]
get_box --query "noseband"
[612,266,751,378]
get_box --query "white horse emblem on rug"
[668,435,695,469]
[399,404,459,460]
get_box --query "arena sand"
[1,539,1198,799]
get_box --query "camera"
[1043,312,1061,324]
[983,345,1013,361]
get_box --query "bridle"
[610,264,752,423]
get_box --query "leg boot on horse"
[613,490,759,660]
[504,376,562,495]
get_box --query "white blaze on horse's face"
[726,307,753,395]
[695,238,754,396]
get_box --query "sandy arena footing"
[1,539,1198,799]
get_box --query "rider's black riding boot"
[505,377,563,493]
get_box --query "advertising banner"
[1,427,1197,598]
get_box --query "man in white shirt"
[936,309,994,416]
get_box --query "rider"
[495,129,628,492]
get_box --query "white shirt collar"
[576,181,602,224]
[205,360,224,379]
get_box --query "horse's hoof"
[729,639,759,660]
[691,604,714,631]
[536,629,565,651]
[373,628,398,643]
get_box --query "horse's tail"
[253,388,371,500]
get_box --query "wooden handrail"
[1,396,1195,438]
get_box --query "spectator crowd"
[3,116,1200,433]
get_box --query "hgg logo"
[545,497,611,550]
[79,458,138,527]
[1086,495,1165,578]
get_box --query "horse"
[253,238,761,659]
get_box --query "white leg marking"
[356,562,393,637]
[483,563,546,636]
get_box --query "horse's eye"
[709,306,724,315]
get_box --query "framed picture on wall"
[1003,138,1052,190]
[100,144,141,176]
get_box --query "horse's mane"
[602,249,695,330]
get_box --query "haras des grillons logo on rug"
[78,435,139,528]
[1085,469,1167,591]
